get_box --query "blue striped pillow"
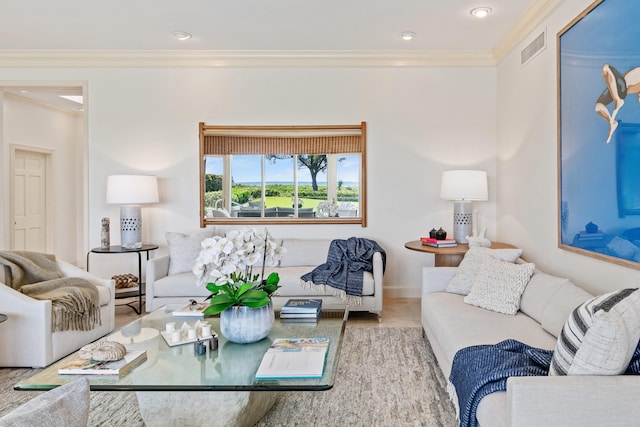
[550,288,640,376]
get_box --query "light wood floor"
[114,297,421,329]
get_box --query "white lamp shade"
[440,170,488,201]
[106,175,159,204]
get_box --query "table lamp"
[440,170,488,244]
[106,175,159,249]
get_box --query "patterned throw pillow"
[549,288,640,376]
[445,246,523,295]
[166,229,216,275]
[463,256,535,315]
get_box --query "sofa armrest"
[57,260,115,294]
[146,255,170,311]
[507,375,640,426]
[422,267,456,294]
[372,251,383,296]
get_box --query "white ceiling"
[0,0,551,113]
[1,0,536,51]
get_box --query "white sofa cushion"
[520,270,569,324]
[422,292,557,377]
[279,239,331,267]
[445,247,523,295]
[541,282,593,338]
[464,257,535,315]
[166,229,216,275]
[153,272,211,298]
[550,288,640,376]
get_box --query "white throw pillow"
[166,229,216,275]
[549,288,640,376]
[445,246,523,295]
[463,256,535,315]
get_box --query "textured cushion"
[549,288,640,376]
[166,229,216,275]
[520,270,569,324]
[0,378,90,427]
[445,246,523,295]
[463,257,535,315]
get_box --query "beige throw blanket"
[0,251,101,332]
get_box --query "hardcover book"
[281,299,322,314]
[255,338,329,379]
[58,350,147,376]
[172,301,209,317]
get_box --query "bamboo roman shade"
[200,123,366,155]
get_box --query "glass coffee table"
[15,304,349,426]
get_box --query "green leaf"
[241,296,271,308]
[236,282,256,297]
[204,300,235,315]
[266,272,280,285]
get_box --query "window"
[199,122,367,226]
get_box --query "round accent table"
[404,241,516,267]
[87,244,159,314]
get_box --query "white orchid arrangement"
[192,228,286,315]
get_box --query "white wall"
[1,96,82,262]
[0,66,498,296]
[497,0,640,295]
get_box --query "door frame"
[10,144,55,253]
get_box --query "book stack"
[58,350,147,376]
[280,299,322,322]
[255,338,330,379]
[420,237,458,247]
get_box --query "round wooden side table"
[404,241,516,267]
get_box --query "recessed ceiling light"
[172,31,192,41]
[400,31,417,41]
[470,7,492,18]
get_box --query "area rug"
[0,327,456,426]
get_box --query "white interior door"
[12,149,48,251]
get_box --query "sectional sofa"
[421,248,640,426]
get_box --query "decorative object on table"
[429,228,438,238]
[111,273,138,289]
[440,170,488,244]
[160,320,215,346]
[465,209,492,247]
[585,221,598,234]
[192,228,286,344]
[171,300,209,317]
[106,174,159,249]
[435,227,447,240]
[100,217,110,249]
[79,340,127,361]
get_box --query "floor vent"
[521,30,546,66]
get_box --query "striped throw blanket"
[300,237,386,305]
[448,340,552,427]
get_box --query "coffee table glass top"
[15,304,348,392]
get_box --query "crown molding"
[0,49,496,68]
[493,0,562,62]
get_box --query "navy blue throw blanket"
[300,237,386,301]
[449,340,552,427]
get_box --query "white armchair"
[0,260,115,368]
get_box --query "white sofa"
[422,265,640,427]
[0,261,115,368]
[146,238,384,317]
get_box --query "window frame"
[199,122,367,227]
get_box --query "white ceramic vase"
[219,303,274,344]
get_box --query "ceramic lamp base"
[452,201,473,244]
[120,205,142,249]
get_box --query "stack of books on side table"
[280,299,322,322]
[420,237,458,248]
